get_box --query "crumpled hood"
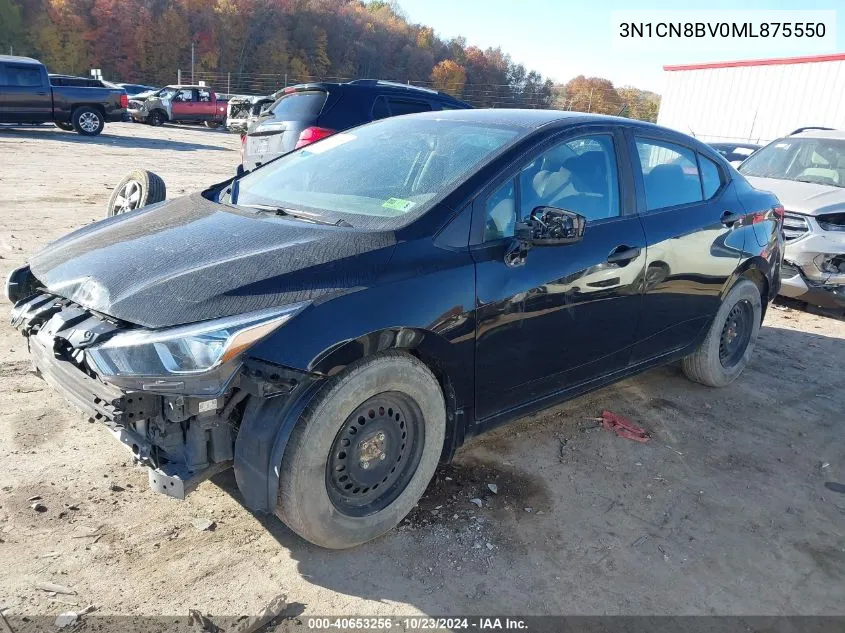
[745,176,845,216]
[28,193,396,328]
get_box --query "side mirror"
[519,206,586,246]
[505,206,586,267]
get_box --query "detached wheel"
[148,110,167,126]
[71,106,105,136]
[106,169,166,217]
[682,279,762,387]
[276,351,445,549]
[54,122,74,132]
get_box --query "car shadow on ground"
[0,126,232,151]
[209,323,845,615]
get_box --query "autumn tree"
[430,59,465,97]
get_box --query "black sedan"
[7,110,783,548]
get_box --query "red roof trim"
[664,52,845,72]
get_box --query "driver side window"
[483,134,620,242]
[520,134,619,223]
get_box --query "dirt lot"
[0,123,844,619]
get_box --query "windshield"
[233,117,522,226]
[739,137,845,188]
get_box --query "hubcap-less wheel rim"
[326,392,425,517]
[112,180,142,214]
[719,299,754,368]
[79,112,100,133]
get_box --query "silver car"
[739,129,845,310]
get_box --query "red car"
[129,85,227,127]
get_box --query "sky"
[394,0,843,93]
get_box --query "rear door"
[196,88,220,120]
[473,126,646,420]
[0,63,51,122]
[628,133,747,363]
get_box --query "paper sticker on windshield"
[382,198,415,212]
[774,143,790,149]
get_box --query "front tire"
[276,351,445,549]
[682,279,762,387]
[148,110,167,126]
[71,106,105,136]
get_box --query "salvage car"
[7,110,782,548]
[739,128,845,310]
[129,84,227,127]
[242,79,471,169]
[0,55,127,135]
[226,94,274,134]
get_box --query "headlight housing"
[87,302,308,395]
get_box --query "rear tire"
[54,122,74,131]
[106,169,166,217]
[682,279,762,387]
[276,351,445,549]
[71,106,105,136]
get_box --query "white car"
[739,129,845,311]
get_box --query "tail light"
[120,94,128,108]
[295,126,335,149]
[773,204,785,226]
[240,134,245,161]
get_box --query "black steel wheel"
[326,392,424,517]
[682,279,762,387]
[719,300,754,368]
[273,351,446,549]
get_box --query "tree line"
[0,0,659,120]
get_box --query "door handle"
[721,210,744,227]
[606,245,641,266]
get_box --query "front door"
[170,88,198,120]
[473,128,646,421]
[0,63,51,123]
[627,135,747,363]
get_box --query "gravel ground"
[0,122,843,620]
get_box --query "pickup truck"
[129,85,227,127]
[0,55,127,136]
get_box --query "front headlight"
[87,303,308,395]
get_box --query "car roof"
[278,80,470,106]
[0,55,41,65]
[407,108,678,132]
[789,128,845,140]
[164,84,210,90]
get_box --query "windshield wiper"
[240,203,353,227]
[795,178,843,188]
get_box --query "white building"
[657,53,845,145]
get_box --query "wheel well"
[404,348,461,463]
[740,268,769,320]
[310,330,464,464]
[72,103,105,118]
[150,108,168,120]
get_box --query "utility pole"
[191,41,195,84]
[587,88,594,113]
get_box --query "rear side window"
[371,96,390,120]
[387,99,432,116]
[699,154,723,199]
[2,65,42,87]
[636,139,703,211]
[269,91,327,120]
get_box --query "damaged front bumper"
[781,231,845,309]
[9,291,310,503]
